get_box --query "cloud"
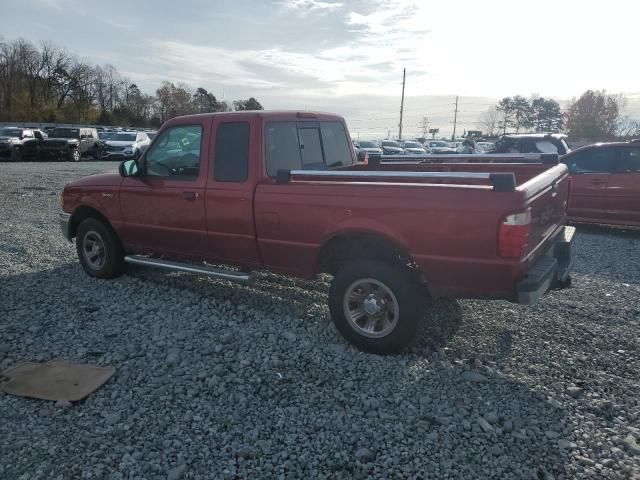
[280,0,344,15]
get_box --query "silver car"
[103,131,151,160]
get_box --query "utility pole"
[452,96,459,141]
[398,68,406,141]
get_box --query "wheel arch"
[315,229,429,292]
[69,205,117,240]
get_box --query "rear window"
[265,121,352,176]
[214,122,249,182]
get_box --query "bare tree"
[480,107,499,137]
[419,116,430,139]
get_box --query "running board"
[124,255,252,283]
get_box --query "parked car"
[400,141,427,155]
[98,131,116,141]
[0,127,47,161]
[495,133,570,155]
[475,141,495,153]
[425,140,456,154]
[562,140,640,227]
[59,110,575,354]
[354,140,383,163]
[102,131,151,160]
[380,140,404,155]
[42,127,101,162]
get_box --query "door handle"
[182,191,199,201]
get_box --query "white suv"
[103,131,151,160]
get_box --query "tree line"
[0,37,263,127]
[480,91,639,139]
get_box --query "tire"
[329,259,424,354]
[69,148,81,162]
[76,218,125,279]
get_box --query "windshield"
[0,128,22,137]
[359,141,377,148]
[404,142,421,148]
[111,133,137,141]
[382,140,400,147]
[99,132,115,140]
[51,128,80,138]
[429,141,448,147]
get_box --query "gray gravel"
[1,161,639,479]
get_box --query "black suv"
[0,127,48,161]
[494,133,571,155]
[41,127,101,162]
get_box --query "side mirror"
[119,159,140,177]
[568,163,578,174]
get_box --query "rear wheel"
[76,218,125,278]
[329,259,424,354]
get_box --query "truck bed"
[255,161,570,300]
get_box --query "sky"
[3,0,640,138]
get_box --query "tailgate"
[520,164,571,259]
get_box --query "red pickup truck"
[60,111,575,354]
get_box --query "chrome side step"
[124,255,252,283]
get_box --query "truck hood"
[67,172,121,188]
[106,140,135,147]
[382,146,404,152]
[361,147,383,154]
[0,136,19,142]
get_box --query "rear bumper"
[60,212,72,241]
[516,226,575,304]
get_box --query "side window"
[617,148,640,172]
[567,149,616,174]
[320,122,352,168]
[265,122,302,176]
[214,122,249,182]
[145,125,202,179]
[298,128,324,169]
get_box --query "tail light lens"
[499,209,531,258]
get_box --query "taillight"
[499,209,531,258]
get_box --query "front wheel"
[76,218,125,278]
[329,259,425,354]
[70,148,81,162]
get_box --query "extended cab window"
[265,121,352,176]
[215,122,249,182]
[145,125,202,179]
[566,149,616,174]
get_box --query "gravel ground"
[1,161,639,480]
